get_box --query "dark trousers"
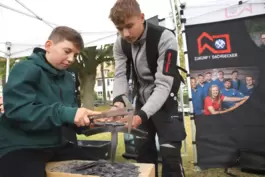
[135,106,186,177]
[0,144,96,177]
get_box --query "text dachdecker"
[194,53,238,61]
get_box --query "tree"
[71,44,114,109]
[100,60,115,103]
[107,71,115,77]
[100,62,107,103]
[0,57,26,85]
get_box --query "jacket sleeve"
[3,61,77,131]
[112,37,129,105]
[139,30,177,121]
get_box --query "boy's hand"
[108,102,125,121]
[120,115,142,128]
[93,102,125,123]
[74,108,100,127]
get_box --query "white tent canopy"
[0,0,176,58]
[179,0,265,26]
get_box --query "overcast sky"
[0,0,259,57]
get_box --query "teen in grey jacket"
[112,22,186,177]
[113,23,177,121]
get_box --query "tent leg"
[177,53,188,156]
[5,42,11,83]
[180,83,188,157]
[5,56,10,83]
[169,0,188,157]
[178,4,200,171]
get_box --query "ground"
[77,105,265,177]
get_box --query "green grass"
[78,105,265,177]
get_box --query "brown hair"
[208,85,221,100]
[48,26,84,50]
[109,0,141,25]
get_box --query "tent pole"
[178,3,201,172]
[5,42,11,83]
[169,0,188,156]
[5,56,10,83]
[14,0,54,28]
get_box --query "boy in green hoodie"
[0,26,100,177]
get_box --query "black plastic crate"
[77,140,111,160]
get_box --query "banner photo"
[186,15,265,168]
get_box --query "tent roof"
[179,0,265,26]
[0,0,175,58]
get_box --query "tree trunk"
[100,63,107,103]
[80,73,96,110]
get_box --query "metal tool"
[88,108,129,120]
[82,122,147,163]
[121,96,134,135]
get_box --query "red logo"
[197,32,231,55]
[225,4,252,18]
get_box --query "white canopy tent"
[0,0,190,157]
[0,0,176,80]
[177,0,265,170]
[179,0,265,25]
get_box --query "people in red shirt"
[204,85,248,115]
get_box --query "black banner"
[186,15,265,169]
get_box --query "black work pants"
[0,143,96,177]
[135,106,186,177]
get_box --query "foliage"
[94,91,98,100]
[70,44,114,108]
[107,71,115,77]
[245,17,265,33]
[0,57,27,81]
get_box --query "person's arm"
[207,106,220,114]
[223,96,249,102]
[112,37,129,106]
[3,61,77,131]
[204,96,220,115]
[139,30,177,121]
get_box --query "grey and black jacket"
[113,23,180,122]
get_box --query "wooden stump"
[46,160,155,177]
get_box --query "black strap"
[121,22,186,91]
[121,39,133,81]
[177,66,187,73]
[121,39,138,99]
[146,23,164,78]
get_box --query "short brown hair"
[48,26,84,50]
[109,0,141,25]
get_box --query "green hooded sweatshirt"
[0,48,78,157]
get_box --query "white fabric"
[178,0,265,26]
[0,0,176,58]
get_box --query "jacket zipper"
[134,44,148,102]
[56,81,75,145]
[59,87,63,102]
[141,84,148,103]
[134,44,142,81]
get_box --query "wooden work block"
[46,160,155,177]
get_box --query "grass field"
[77,105,265,177]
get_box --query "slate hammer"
[121,95,134,135]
